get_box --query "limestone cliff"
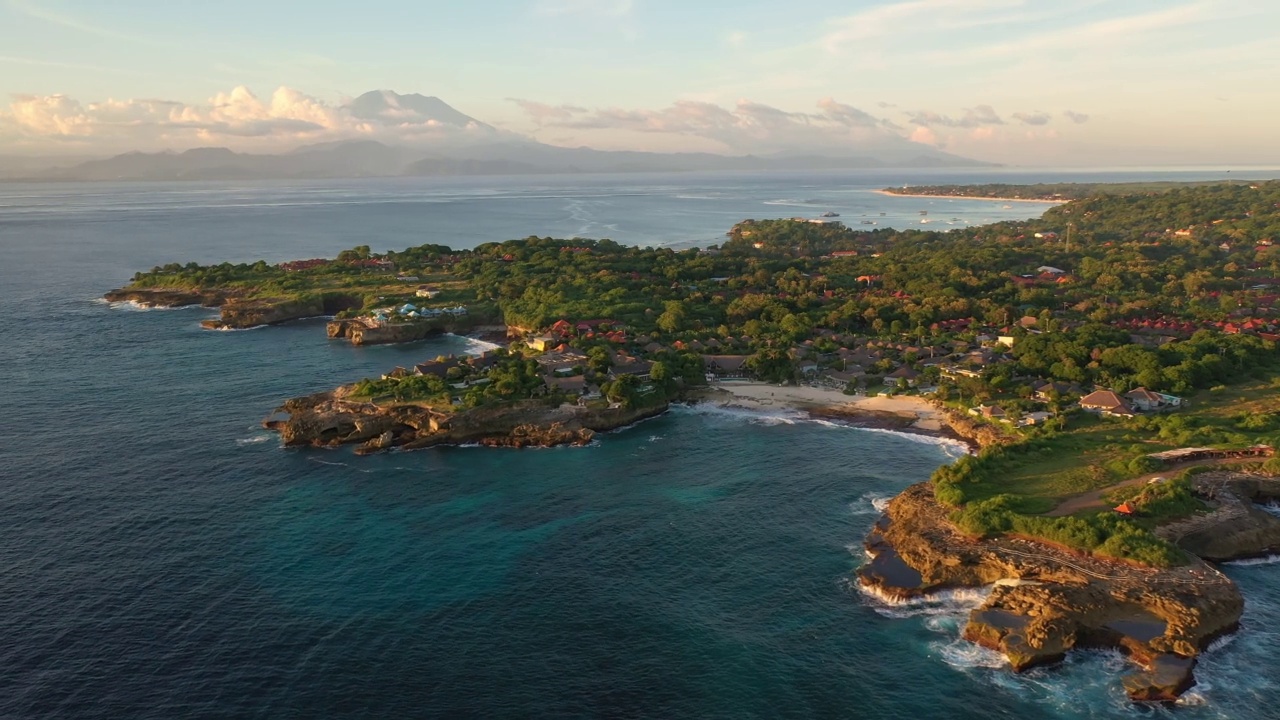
[264,391,667,452]
[858,483,1244,703]
[326,318,474,346]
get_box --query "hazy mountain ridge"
[1,92,994,181]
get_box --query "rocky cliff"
[103,287,362,329]
[102,287,232,308]
[264,391,667,453]
[326,318,472,346]
[858,483,1245,703]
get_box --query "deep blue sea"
[3,169,1280,719]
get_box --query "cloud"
[1012,111,1052,126]
[506,98,589,124]
[0,86,494,151]
[533,0,633,16]
[907,104,1003,128]
[509,96,931,155]
[909,126,940,146]
[1062,110,1090,124]
[822,0,1025,53]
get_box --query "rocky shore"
[264,389,668,453]
[103,287,364,329]
[325,317,477,346]
[858,482,1251,703]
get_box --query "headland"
[102,179,1280,704]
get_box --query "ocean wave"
[933,637,1008,670]
[675,403,969,457]
[852,425,971,458]
[94,298,205,312]
[212,324,267,332]
[857,583,994,618]
[1223,554,1280,566]
[236,434,272,446]
[450,334,504,354]
[306,457,374,473]
[849,491,894,516]
[1259,501,1280,518]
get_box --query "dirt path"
[1045,458,1256,517]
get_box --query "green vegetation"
[884,180,1263,202]
[126,180,1280,566]
[951,495,1185,567]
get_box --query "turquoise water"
[3,170,1280,719]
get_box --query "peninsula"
[105,180,1280,702]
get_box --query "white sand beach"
[702,382,946,431]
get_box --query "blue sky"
[1,0,1277,165]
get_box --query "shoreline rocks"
[325,317,474,346]
[858,483,1246,703]
[264,391,669,452]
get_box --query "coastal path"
[1045,458,1257,517]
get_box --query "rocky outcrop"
[103,287,232,308]
[103,286,363,329]
[264,391,667,452]
[1168,472,1280,562]
[326,318,470,346]
[858,483,1245,703]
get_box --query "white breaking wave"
[1259,502,1280,519]
[849,492,895,516]
[212,324,267,332]
[451,334,503,354]
[857,582,994,618]
[236,434,272,446]
[1224,554,1280,566]
[674,403,970,457]
[94,297,205,312]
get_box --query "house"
[997,335,1016,348]
[1037,266,1067,275]
[544,374,590,396]
[822,369,863,388]
[970,404,1007,421]
[1125,387,1183,412]
[703,355,750,378]
[1034,381,1079,401]
[415,359,461,379]
[611,360,655,381]
[1080,390,1135,417]
[884,366,921,387]
[1019,411,1054,427]
[526,335,558,352]
[415,287,440,299]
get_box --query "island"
[105,179,1280,703]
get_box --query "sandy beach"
[699,381,946,431]
[872,189,1066,204]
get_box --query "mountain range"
[0,90,993,182]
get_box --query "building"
[1080,390,1135,417]
[611,360,655,382]
[1125,387,1183,412]
[703,355,750,379]
[526,336,558,352]
[884,366,921,387]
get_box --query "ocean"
[3,168,1280,719]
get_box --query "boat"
[919,210,928,215]
[861,220,875,225]
[879,212,886,216]
[920,219,930,224]
[820,211,840,217]
[1002,204,1013,209]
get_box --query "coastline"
[873,189,1066,204]
[693,382,974,450]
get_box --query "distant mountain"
[347,90,494,131]
[7,91,995,182]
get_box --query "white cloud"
[1063,110,1090,124]
[1012,111,1052,126]
[0,86,494,151]
[822,0,1026,53]
[907,104,1004,128]
[509,96,933,155]
[533,0,633,16]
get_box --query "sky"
[1,0,1277,166]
